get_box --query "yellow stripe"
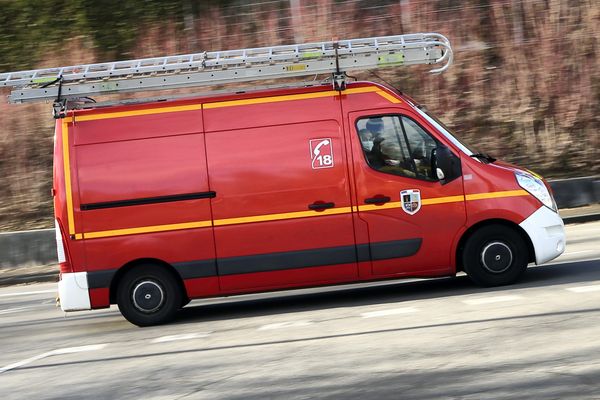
[358,201,402,212]
[64,104,203,123]
[344,87,381,95]
[203,86,394,109]
[465,190,528,201]
[62,121,76,236]
[63,86,399,122]
[204,90,339,109]
[80,207,352,239]
[213,206,353,226]
[82,220,212,239]
[74,190,530,240]
[422,195,465,205]
[358,194,464,212]
[374,90,402,104]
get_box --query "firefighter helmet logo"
[401,189,421,215]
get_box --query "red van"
[52,81,565,326]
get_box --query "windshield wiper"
[470,153,496,163]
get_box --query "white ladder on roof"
[0,32,452,106]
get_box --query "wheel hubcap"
[132,280,165,313]
[481,241,513,273]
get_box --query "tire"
[462,224,529,287]
[116,265,182,327]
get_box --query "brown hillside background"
[0,0,598,231]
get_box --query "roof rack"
[1,32,452,116]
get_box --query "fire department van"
[1,33,565,326]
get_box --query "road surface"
[1,221,599,399]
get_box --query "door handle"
[308,202,335,211]
[364,196,391,205]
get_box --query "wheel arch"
[109,258,187,304]
[455,219,535,272]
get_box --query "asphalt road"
[1,221,600,400]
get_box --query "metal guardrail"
[0,177,598,268]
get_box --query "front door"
[349,109,466,276]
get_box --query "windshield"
[413,106,479,156]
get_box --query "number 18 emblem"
[310,138,334,169]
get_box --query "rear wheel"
[117,265,182,326]
[462,224,529,287]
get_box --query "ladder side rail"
[3,39,443,87]
[2,32,453,101]
[1,33,446,83]
[8,48,443,103]
[2,34,449,86]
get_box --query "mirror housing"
[436,167,445,180]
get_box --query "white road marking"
[0,343,107,374]
[462,295,523,305]
[0,306,36,315]
[566,285,600,293]
[258,321,313,330]
[562,250,595,255]
[52,344,108,355]
[361,307,418,318]
[151,332,211,343]
[0,289,56,298]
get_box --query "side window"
[356,115,439,181]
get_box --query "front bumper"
[519,206,565,265]
[58,272,91,311]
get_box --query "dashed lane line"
[566,285,600,293]
[0,306,37,315]
[361,307,418,318]
[258,321,313,330]
[0,344,108,374]
[462,295,523,305]
[151,332,211,343]
[561,250,595,256]
[0,289,56,298]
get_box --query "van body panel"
[69,107,217,289]
[205,113,358,290]
[89,287,110,308]
[203,92,342,132]
[54,120,87,272]
[72,109,203,145]
[461,155,541,226]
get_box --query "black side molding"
[86,239,423,289]
[81,191,216,211]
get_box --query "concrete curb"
[0,271,58,288]
[549,176,600,209]
[0,229,56,268]
[562,213,600,225]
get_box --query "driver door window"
[357,115,438,181]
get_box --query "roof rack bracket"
[51,76,66,119]
[332,72,346,91]
[53,98,67,119]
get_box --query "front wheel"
[117,265,182,327]
[462,224,529,287]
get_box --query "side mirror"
[434,145,461,184]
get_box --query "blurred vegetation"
[0,0,598,230]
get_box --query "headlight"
[515,171,556,212]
